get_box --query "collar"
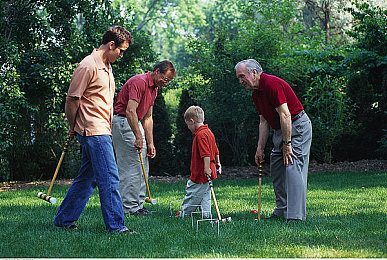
[193,124,208,137]
[257,73,266,91]
[91,49,111,71]
[146,71,156,88]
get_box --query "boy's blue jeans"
[53,134,127,232]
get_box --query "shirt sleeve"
[197,135,211,158]
[267,81,287,108]
[128,79,146,103]
[67,62,92,98]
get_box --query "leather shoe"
[131,209,147,216]
[140,207,155,215]
[265,214,282,220]
[286,218,299,223]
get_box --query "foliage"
[0,0,158,181]
[333,1,386,161]
[178,0,305,165]
[345,1,387,56]
[0,171,386,257]
[173,73,201,175]
[113,0,208,63]
[303,75,357,163]
[150,87,175,176]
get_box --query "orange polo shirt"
[67,50,115,136]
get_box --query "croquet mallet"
[207,176,231,223]
[139,152,157,205]
[37,136,72,204]
[257,163,263,221]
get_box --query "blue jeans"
[53,134,127,232]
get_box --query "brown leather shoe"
[265,214,282,220]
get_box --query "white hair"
[235,59,263,73]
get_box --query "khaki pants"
[112,115,148,214]
[271,112,312,220]
[181,179,211,217]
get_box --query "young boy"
[177,106,221,217]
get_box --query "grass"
[0,171,386,258]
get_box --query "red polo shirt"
[252,73,303,129]
[190,125,219,184]
[114,72,158,120]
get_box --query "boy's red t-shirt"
[190,125,219,184]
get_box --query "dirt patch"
[1,160,386,192]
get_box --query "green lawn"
[0,171,386,258]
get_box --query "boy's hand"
[216,163,222,174]
[204,168,212,177]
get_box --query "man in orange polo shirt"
[53,26,135,233]
[112,60,176,215]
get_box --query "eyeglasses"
[160,73,172,83]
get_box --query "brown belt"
[292,110,305,122]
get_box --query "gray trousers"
[181,179,211,217]
[270,112,312,220]
[112,115,148,214]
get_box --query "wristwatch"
[282,140,291,145]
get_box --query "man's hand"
[134,137,143,153]
[147,143,156,158]
[283,143,297,166]
[255,147,265,166]
[68,129,76,137]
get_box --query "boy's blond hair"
[184,106,204,123]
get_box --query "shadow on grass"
[0,171,385,257]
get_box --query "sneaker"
[286,218,300,224]
[118,227,138,234]
[131,209,147,216]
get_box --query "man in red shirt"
[235,59,312,222]
[112,60,176,215]
[177,106,222,217]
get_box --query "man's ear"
[109,41,116,50]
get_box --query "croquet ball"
[251,209,258,214]
[176,211,181,216]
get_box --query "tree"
[303,0,350,43]
[0,0,157,181]
[150,87,176,176]
[333,1,386,161]
[113,0,207,63]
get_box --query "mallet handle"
[47,137,71,196]
[258,163,263,221]
[139,153,152,200]
[207,177,222,221]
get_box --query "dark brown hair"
[152,60,176,76]
[102,25,134,47]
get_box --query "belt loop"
[292,110,305,122]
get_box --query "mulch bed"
[1,159,386,192]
